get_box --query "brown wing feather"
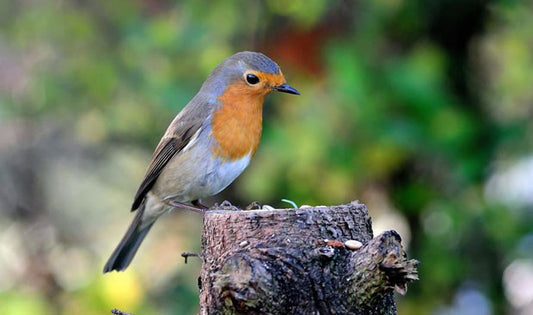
[131,122,202,210]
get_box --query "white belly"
[152,137,251,203]
[205,154,251,195]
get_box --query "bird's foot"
[245,201,262,210]
[210,200,241,211]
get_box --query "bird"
[103,51,299,272]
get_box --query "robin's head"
[206,52,299,161]
[202,51,300,97]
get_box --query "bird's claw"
[245,201,262,210]
[210,200,241,211]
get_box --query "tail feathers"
[103,205,154,273]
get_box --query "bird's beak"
[274,83,300,95]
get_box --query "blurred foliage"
[1,0,532,314]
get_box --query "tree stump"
[199,201,419,314]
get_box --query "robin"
[103,51,299,272]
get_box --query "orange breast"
[211,82,266,161]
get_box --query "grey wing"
[131,120,203,211]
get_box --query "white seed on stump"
[345,240,363,250]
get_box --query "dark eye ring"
[246,73,260,85]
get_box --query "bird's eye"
[246,74,260,85]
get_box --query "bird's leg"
[191,199,208,209]
[164,199,206,213]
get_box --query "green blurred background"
[1,0,532,314]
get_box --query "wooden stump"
[199,201,419,315]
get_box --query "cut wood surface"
[199,201,419,315]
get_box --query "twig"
[111,309,133,315]
[181,252,200,264]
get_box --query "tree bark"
[199,201,419,315]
